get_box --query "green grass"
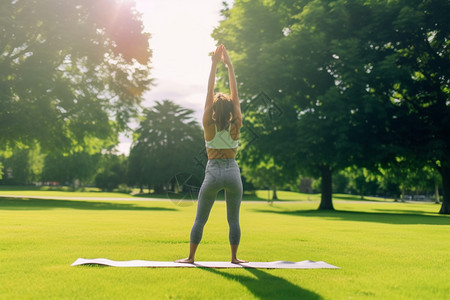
[1,194,449,299]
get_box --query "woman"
[176,44,247,264]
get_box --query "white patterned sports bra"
[205,124,239,149]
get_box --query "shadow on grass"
[0,198,176,211]
[0,185,100,192]
[243,191,319,202]
[201,267,322,299]
[76,264,108,268]
[332,194,393,202]
[133,191,289,202]
[133,193,166,199]
[253,209,450,226]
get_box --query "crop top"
[205,124,239,149]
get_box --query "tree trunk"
[154,184,165,194]
[434,181,440,204]
[272,186,278,200]
[439,162,450,214]
[318,165,334,210]
[398,187,405,202]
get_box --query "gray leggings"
[190,159,243,245]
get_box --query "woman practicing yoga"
[176,44,247,264]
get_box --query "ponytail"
[212,93,234,131]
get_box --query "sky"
[117,0,232,155]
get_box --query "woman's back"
[204,120,241,159]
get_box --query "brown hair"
[212,93,234,131]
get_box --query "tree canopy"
[128,100,204,193]
[0,0,152,153]
[213,0,450,213]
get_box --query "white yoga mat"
[71,258,340,269]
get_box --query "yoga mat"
[71,258,340,269]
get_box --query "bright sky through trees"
[118,0,232,154]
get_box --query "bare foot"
[174,258,195,264]
[231,258,248,264]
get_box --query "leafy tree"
[0,144,44,185]
[41,151,101,187]
[95,154,128,192]
[377,162,441,202]
[353,0,450,213]
[241,156,286,200]
[332,172,349,194]
[128,100,204,193]
[0,0,152,152]
[342,167,379,200]
[214,0,450,213]
[214,0,388,210]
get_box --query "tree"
[0,0,152,152]
[214,0,389,210]
[214,0,450,213]
[95,154,128,192]
[332,171,349,194]
[241,156,286,201]
[0,143,44,185]
[128,100,204,193]
[353,0,450,213]
[41,151,101,188]
[376,161,441,202]
[342,167,379,200]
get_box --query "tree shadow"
[201,267,322,299]
[253,209,450,226]
[0,198,176,211]
[332,194,393,202]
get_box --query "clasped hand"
[211,44,232,67]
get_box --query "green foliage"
[332,172,349,194]
[128,100,204,192]
[95,154,128,192]
[41,151,101,187]
[331,164,441,200]
[357,0,450,213]
[377,162,442,198]
[242,156,291,199]
[342,167,379,199]
[0,144,44,185]
[0,0,152,152]
[214,0,384,209]
[213,0,450,212]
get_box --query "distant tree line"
[0,99,442,204]
[0,100,205,194]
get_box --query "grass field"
[0,191,449,299]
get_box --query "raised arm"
[203,45,223,127]
[222,46,242,123]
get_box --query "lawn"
[0,194,449,299]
